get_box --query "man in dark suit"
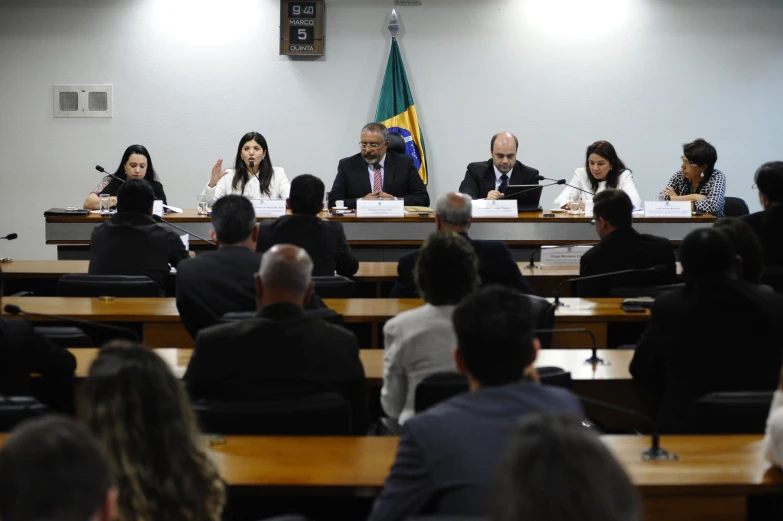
[328,122,430,209]
[630,228,783,433]
[88,179,190,290]
[390,192,531,297]
[459,132,539,200]
[176,195,262,339]
[577,189,677,297]
[742,161,783,267]
[183,244,368,433]
[368,286,583,521]
[257,174,359,276]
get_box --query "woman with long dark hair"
[84,145,167,209]
[553,140,640,210]
[202,131,289,203]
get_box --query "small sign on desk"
[252,199,287,217]
[643,200,692,218]
[540,245,593,267]
[472,200,518,218]
[356,199,404,218]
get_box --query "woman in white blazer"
[553,140,641,210]
[202,131,290,204]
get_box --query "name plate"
[252,199,287,217]
[152,200,164,217]
[643,200,691,218]
[540,245,593,267]
[584,199,594,218]
[356,199,404,218]
[472,199,518,218]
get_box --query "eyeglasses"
[681,156,699,167]
[359,142,384,150]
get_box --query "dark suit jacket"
[329,152,430,209]
[367,383,583,521]
[256,214,359,277]
[88,212,189,288]
[390,232,532,297]
[629,278,783,433]
[0,318,76,397]
[577,228,677,297]
[175,246,261,339]
[742,205,783,267]
[184,303,368,433]
[459,160,539,199]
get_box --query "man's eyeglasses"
[359,142,384,150]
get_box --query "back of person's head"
[0,415,116,521]
[435,192,472,230]
[683,138,718,178]
[452,286,537,387]
[82,341,224,521]
[257,244,314,304]
[415,231,479,306]
[492,413,641,521]
[713,217,764,284]
[754,161,783,205]
[680,228,736,280]
[592,189,633,230]
[289,174,325,215]
[210,195,257,245]
[116,178,154,214]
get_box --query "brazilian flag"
[375,39,428,184]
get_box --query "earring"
[701,172,704,178]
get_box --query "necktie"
[373,164,383,193]
[499,173,509,193]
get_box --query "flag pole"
[388,9,400,40]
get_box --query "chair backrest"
[312,275,357,298]
[0,396,48,432]
[192,393,352,435]
[414,372,469,414]
[537,366,573,389]
[57,274,163,297]
[221,308,345,326]
[387,132,406,155]
[691,391,773,434]
[525,295,555,349]
[608,283,684,298]
[33,326,93,348]
[724,197,750,217]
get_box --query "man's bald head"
[256,244,314,307]
[435,192,472,232]
[491,132,519,174]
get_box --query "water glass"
[567,201,582,215]
[99,194,111,215]
[654,193,667,202]
[197,194,210,215]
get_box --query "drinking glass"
[567,201,582,215]
[99,194,111,215]
[197,194,210,215]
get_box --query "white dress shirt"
[493,165,510,192]
[763,390,783,466]
[201,166,290,204]
[367,155,387,193]
[553,168,642,209]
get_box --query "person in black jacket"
[328,123,429,209]
[390,192,532,298]
[84,144,167,209]
[742,161,783,268]
[257,174,359,276]
[577,189,677,297]
[88,179,190,290]
[458,132,539,200]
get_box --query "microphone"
[535,328,607,365]
[524,243,592,270]
[0,233,17,240]
[152,215,216,247]
[499,180,563,200]
[538,175,595,200]
[576,393,677,461]
[95,165,126,185]
[4,304,139,342]
[554,265,669,307]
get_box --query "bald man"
[459,132,539,200]
[184,244,368,433]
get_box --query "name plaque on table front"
[540,245,593,267]
[643,201,691,218]
[472,200,518,218]
[252,199,287,217]
[356,199,405,218]
[584,200,594,218]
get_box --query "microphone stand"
[535,328,607,365]
[539,175,595,199]
[152,215,217,247]
[553,266,661,307]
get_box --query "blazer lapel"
[382,154,396,193]
[355,154,373,196]
[483,162,496,195]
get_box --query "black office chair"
[34,326,92,348]
[387,132,406,155]
[608,283,684,298]
[57,274,163,297]
[526,294,555,349]
[192,393,352,435]
[0,396,48,432]
[312,275,357,298]
[537,366,573,389]
[724,197,750,218]
[414,372,469,414]
[221,307,345,326]
[691,391,773,434]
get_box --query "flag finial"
[388,9,400,39]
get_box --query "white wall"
[1,0,782,260]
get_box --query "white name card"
[643,200,692,218]
[540,245,593,267]
[472,199,518,218]
[584,199,594,218]
[152,200,164,217]
[252,199,287,217]
[356,199,405,218]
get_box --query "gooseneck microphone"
[0,233,17,240]
[553,265,669,307]
[499,179,563,199]
[4,304,139,342]
[95,165,126,185]
[537,175,594,199]
[152,215,217,247]
[535,328,607,365]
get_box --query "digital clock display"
[288,2,316,19]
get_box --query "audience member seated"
[367,286,583,521]
[763,365,783,467]
[0,416,117,521]
[0,265,76,406]
[257,174,359,276]
[578,189,676,297]
[382,231,479,425]
[743,161,783,267]
[328,122,429,209]
[176,195,262,339]
[390,192,531,297]
[713,217,765,286]
[491,413,641,521]
[458,132,539,200]
[630,228,783,433]
[83,342,225,521]
[88,178,190,289]
[184,244,368,433]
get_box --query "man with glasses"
[328,122,430,209]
